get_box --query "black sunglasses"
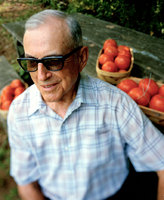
[17,46,82,72]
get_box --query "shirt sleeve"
[118,93,164,172]
[7,103,40,185]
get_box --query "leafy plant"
[37,0,164,39]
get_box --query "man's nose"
[37,63,52,81]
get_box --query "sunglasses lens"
[43,59,63,71]
[20,59,38,72]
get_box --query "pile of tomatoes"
[98,38,132,72]
[0,79,26,110]
[117,78,164,112]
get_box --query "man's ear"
[79,46,89,72]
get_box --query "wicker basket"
[120,77,164,126]
[96,48,134,85]
[0,107,8,120]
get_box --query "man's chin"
[41,94,62,104]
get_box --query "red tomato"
[118,49,131,59]
[104,46,118,58]
[138,78,159,97]
[10,79,24,89]
[102,61,118,72]
[117,79,138,93]
[159,85,164,97]
[118,69,127,73]
[1,93,14,102]
[1,100,12,110]
[149,94,164,112]
[118,45,130,53]
[128,87,150,106]
[115,55,131,70]
[103,39,117,49]
[1,85,14,103]
[15,87,25,96]
[1,85,15,96]
[99,53,114,65]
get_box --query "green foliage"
[0,136,10,172]
[12,63,33,86]
[36,0,164,39]
[36,0,69,10]
[0,131,20,200]
[4,188,20,200]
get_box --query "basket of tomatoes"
[0,79,27,119]
[117,77,164,126]
[96,38,134,85]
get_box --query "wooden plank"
[2,21,24,44]
[2,13,164,81]
[0,56,20,132]
[0,55,20,91]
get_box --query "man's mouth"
[43,84,55,88]
[41,83,58,90]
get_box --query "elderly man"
[8,9,164,200]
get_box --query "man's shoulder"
[81,73,116,90]
[81,73,124,97]
[80,73,129,106]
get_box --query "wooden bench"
[2,13,164,133]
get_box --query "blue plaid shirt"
[8,73,164,200]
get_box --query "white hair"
[25,9,83,48]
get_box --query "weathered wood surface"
[0,55,20,91]
[2,13,164,82]
[0,55,21,131]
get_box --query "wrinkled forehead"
[24,16,73,46]
[23,17,74,54]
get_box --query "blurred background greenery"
[0,0,163,199]
[38,0,164,39]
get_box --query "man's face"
[23,18,82,104]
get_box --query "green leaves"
[42,0,164,39]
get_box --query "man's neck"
[46,76,80,118]
[47,95,76,119]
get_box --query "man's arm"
[157,170,164,200]
[17,181,46,200]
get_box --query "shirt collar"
[28,84,45,116]
[28,73,97,116]
[75,73,98,104]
